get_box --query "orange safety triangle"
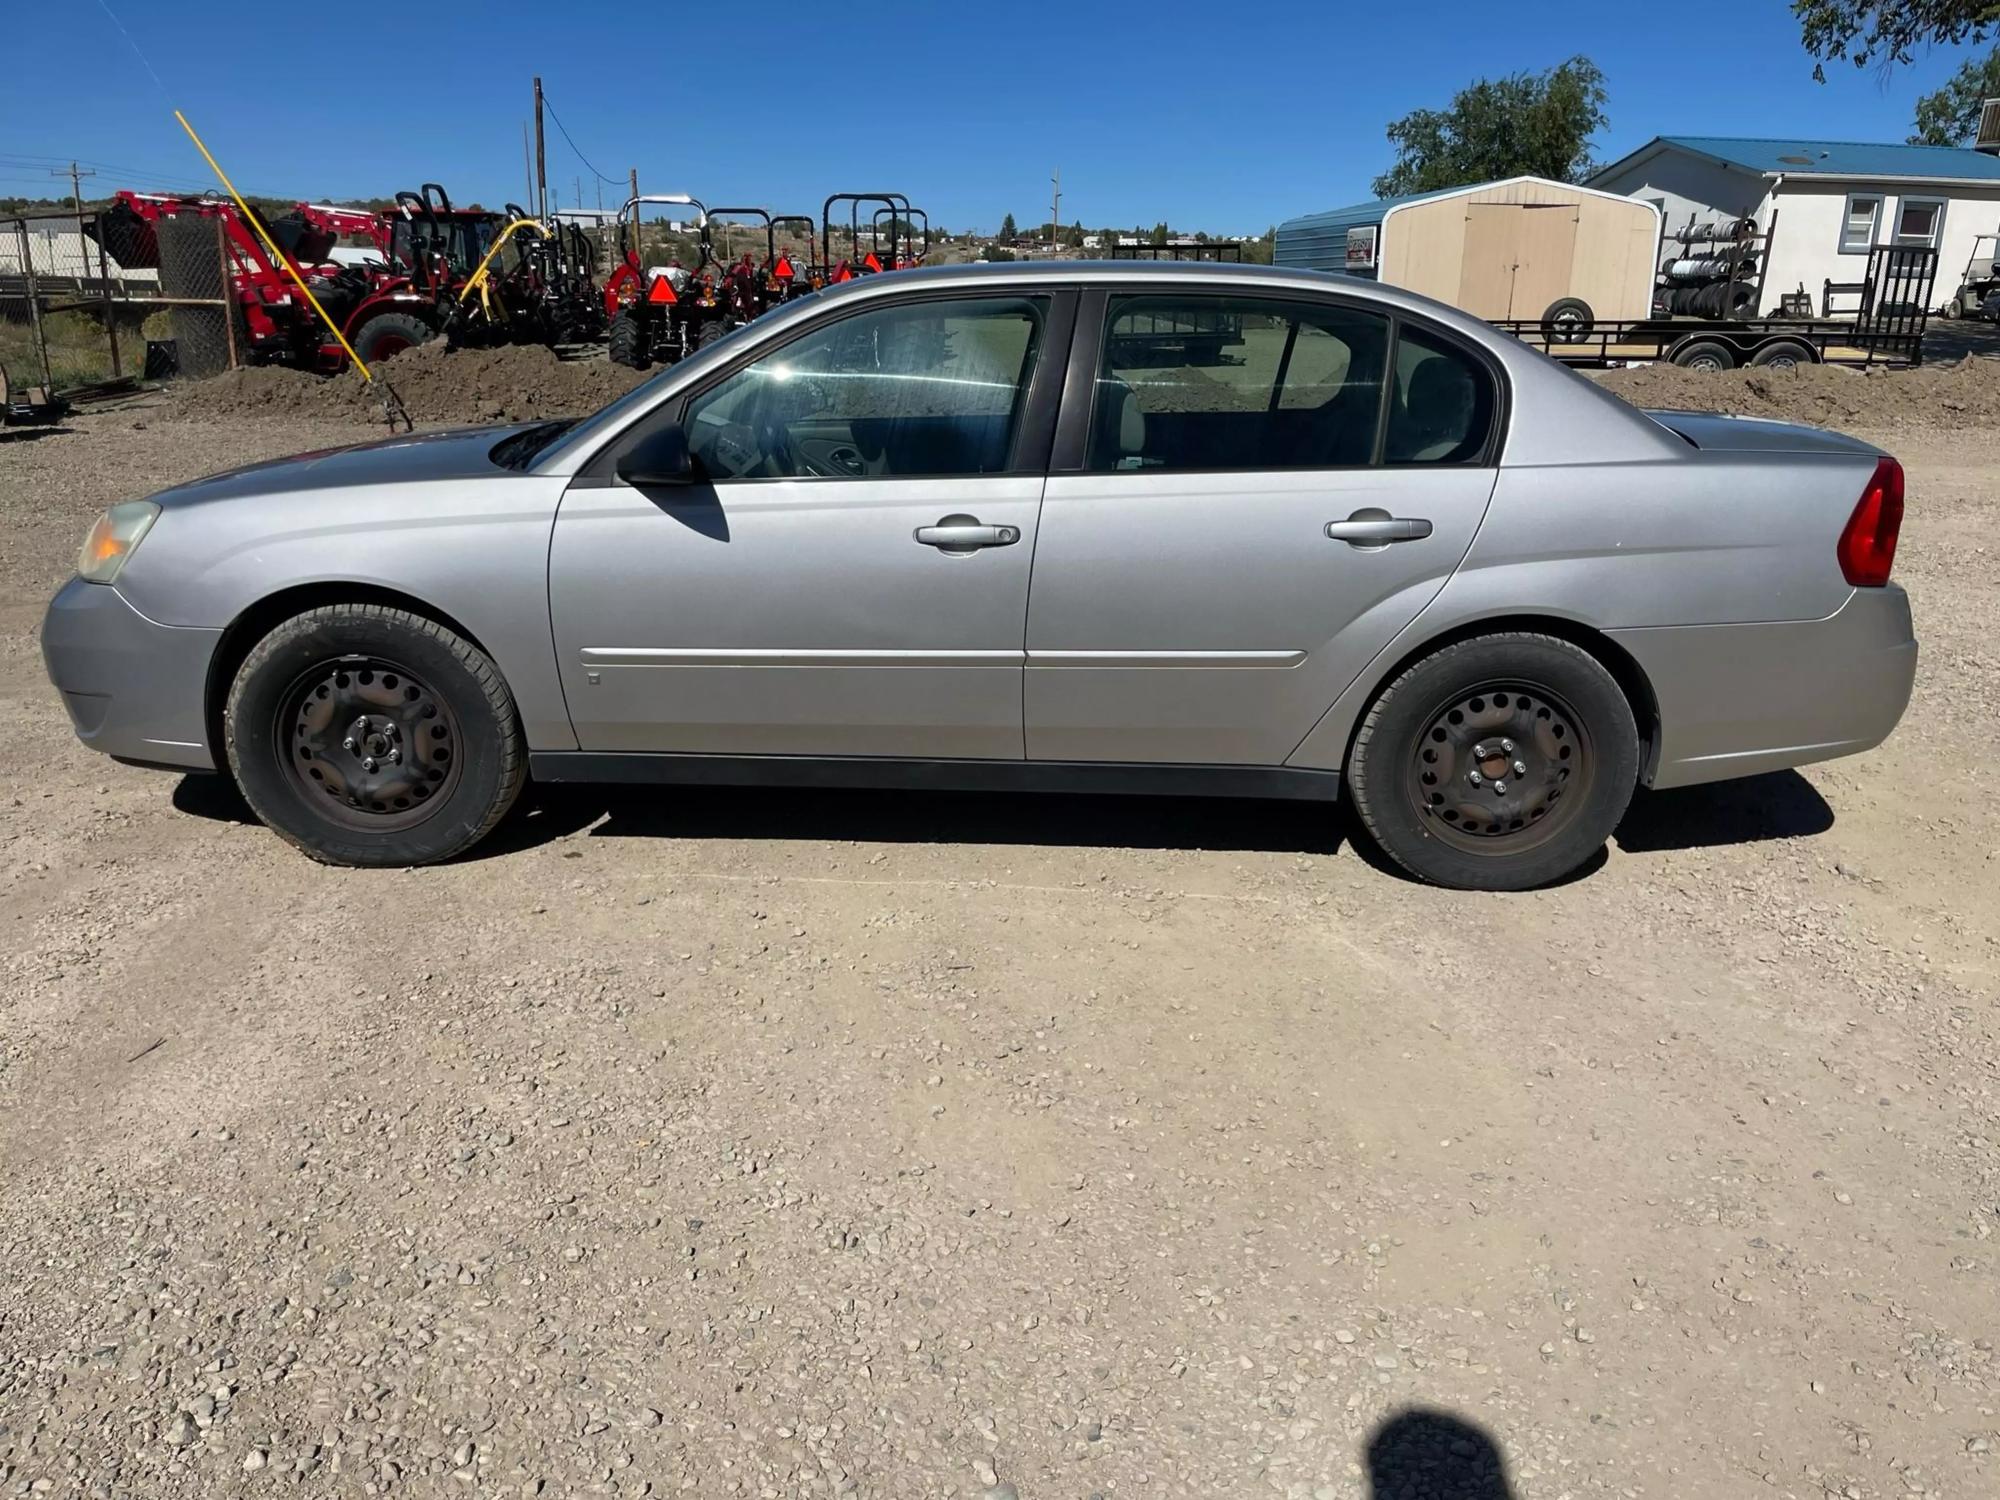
[647,276,677,305]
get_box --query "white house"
[1587,135,2000,315]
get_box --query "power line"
[538,91,621,186]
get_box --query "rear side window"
[1383,326,1497,465]
[1086,295,1390,472]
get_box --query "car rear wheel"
[1346,633,1640,891]
[224,604,525,867]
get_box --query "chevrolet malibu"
[42,262,1915,890]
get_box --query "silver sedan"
[42,261,1915,889]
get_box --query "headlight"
[76,501,160,584]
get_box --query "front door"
[1025,292,1500,766]
[550,291,1061,758]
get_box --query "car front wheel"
[1346,633,1640,890]
[224,604,525,867]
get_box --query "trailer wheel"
[607,311,651,371]
[1668,338,1736,372]
[352,312,433,366]
[1748,339,1814,371]
[1539,297,1594,338]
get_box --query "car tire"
[1668,337,1736,372]
[1539,297,1594,338]
[224,604,525,868]
[607,311,651,370]
[1346,633,1640,891]
[351,312,433,366]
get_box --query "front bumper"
[41,576,221,771]
[1612,585,1916,790]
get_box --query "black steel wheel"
[1347,633,1640,891]
[1749,338,1814,370]
[277,656,464,832]
[225,604,525,867]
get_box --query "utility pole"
[574,176,582,213]
[1049,167,1061,253]
[532,76,548,221]
[54,161,96,260]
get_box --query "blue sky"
[2,2,1988,233]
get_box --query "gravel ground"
[1,391,1997,1500]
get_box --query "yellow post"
[173,110,375,381]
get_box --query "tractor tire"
[607,312,652,371]
[692,317,730,352]
[352,312,434,367]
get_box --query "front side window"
[1893,196,1945,249]
[1087,295,1389,472]
[685,295,1045,480]
[1839,194,1882,254]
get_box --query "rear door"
[1024,289,1501,766]
[550,289,1069,758]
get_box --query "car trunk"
[1643,409,1884,457]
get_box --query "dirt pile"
[1591,356,2000,430]
[169,340,653,428]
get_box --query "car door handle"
[1324,514,1433,545]
[915,521,1020,549]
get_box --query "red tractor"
[97,184,506,371]
[603,194,731,370]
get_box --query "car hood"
[1643,409,1883,456]
[149,424,539,509]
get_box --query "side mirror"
[615,423,694,487]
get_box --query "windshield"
[489,419,579,471]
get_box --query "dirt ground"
[2,367,1997,1500]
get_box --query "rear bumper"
[1612,585,1916,790]
[41,577,220,772]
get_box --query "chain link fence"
[0,207,239,394]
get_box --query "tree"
[1066,220,1085,247]
[999,212,1017,239]
[1371,56,1608,198]
[1149,221,1169,245]
[1910,44,2000,138]
[1796,1,1997,72]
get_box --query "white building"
[1587,136,2000,315]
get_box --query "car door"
[1025,289,1501,766]
[550,289,1069,758]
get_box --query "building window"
[1838,193,1882,254]
[1892,196,1946,249]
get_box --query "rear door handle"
[1324,513,1433,545]
[915,519,1020,550]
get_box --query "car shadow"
[166,765,1831,873]
[1615,769,1832,853]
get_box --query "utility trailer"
[1494,245,1937,371]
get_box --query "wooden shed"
[1276,176,1661,328]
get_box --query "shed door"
[1457,203,1580,319]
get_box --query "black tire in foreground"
[1346,633,1640,891]
[351,312,434,366]
[224,604,525,867]
[607,311,652,370]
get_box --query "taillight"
[1837,456,1904,587]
